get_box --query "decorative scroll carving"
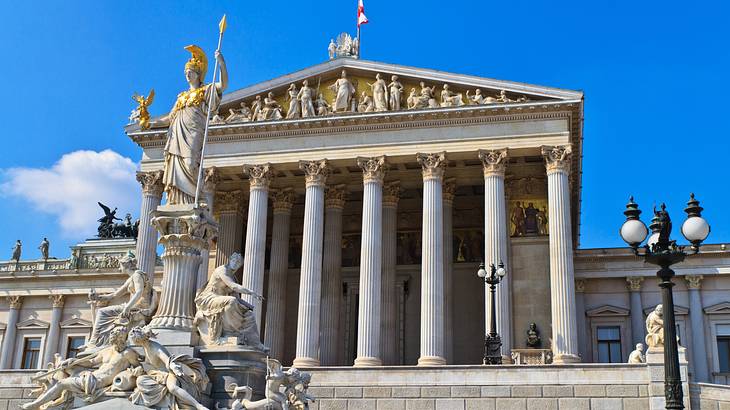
[478,149,508,177]
[242,164,274,189]
[151,206,218,251]
[136,170,164,196]
[272,189,297,214]
[575,279,586,293]
[443,178,457,205]
[416,152,448,180]
[299,160,331,187]
[203,167,221,193]
[356,156,387,183]
[49,295,65,309]
[626,276,644,292]
[383,181,401,207]
[541,145,572,174]
[214,190,244,214]
[325,184,348,209]
[7,295,22,310]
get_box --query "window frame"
[20,336,43,370]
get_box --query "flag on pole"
[357,0,368,26]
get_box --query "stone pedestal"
[148,204,217,348]
[646,346,690,410]
[198,346,268,407]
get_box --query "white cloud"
[1,150,140,238]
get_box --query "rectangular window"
[66,336,85,359]
[21,338,42,369]
[597,326,622,363]
[718,336,730,373]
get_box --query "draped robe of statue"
[332,77,356,112]
[371,78,388,112]
[163,83,221,204]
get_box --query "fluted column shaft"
[43,295,64,365]
[135,171,164,279]
[542,145,580,363]
[321,185,347,366]
[442,180,456,364]
[627,277,645,345]
[355,156,387,367]
[241,164,274,326]
[575,280,589,360]
[214,191,245,270]
[264,190,295,360]
[197,167,220,290]
[381,182,400,365]
[686,275,709,382]
[0,297,22,369]
[417,152,447,366]
[294,160,330,367]
[478,149,511,358]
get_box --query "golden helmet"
[184,45,208,81]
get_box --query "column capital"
[214,190,245,214]
[7,295,22,310]
[136,170,164,196]
[383,181,401,207]
[325,184,348,209]
[357,156,387,184]
[417,152,448,181]
[685,274,703,290]
[541,145,573,174]
[243,163,275,189]
[272,189,296,214]
[49,294,65,308]
[575,279,586,293]
[203,167,221,193]
[443,178,457,205]
[299,159,331,187]
[626,276,644,292]
[478,148,509,177]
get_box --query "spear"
[194,14,227,206]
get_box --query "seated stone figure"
[628,343,645,363]
[526,323,541,348]
[21,326,141,410]
[86,252,156,349]
[226,361,314,410]
[645,304,664,348]
[194,252,266,349]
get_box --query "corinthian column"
[135,170,164,278]
[626,276,645,345]
[43,295,64,365]
[320,185,347,366]
[214,190,245,269]
[381,181,401,365]
[264,189,296,360]
[442,179,456,364]
[241,164,274,326]
[541,145,580,363]
[354,156,387,367]
[0,296,22,369]
[294,159,330,367]
[197,167,221,290]
[478,148,512,359]
[417,152,448,366]
[686,275,710,382]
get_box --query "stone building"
[1,56,730,408]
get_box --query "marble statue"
[97,202,121,238]
[537,206,548,236]
[367,73,389,112]
[226,103,253,123]
[388,75,403,111]
[526,323,541,348]
[329,70,356,112]
[86,252,156,349]
[148,45,228,205]
[409,82,438,109]
[358,92,374,113]
[128,327,209,410]
[511,201,526,237]
[38,238,49,260]
[628,343,645,363]
[11,240,21,261]
[645,304,664,348]
[406,88,418,109]
[226,360,314,410]
[262,92,283,120]
[130,89,155,130]
[315,93,331,116]
[194,252,266,349]
[466,89,485,105]
[251,95,264,121]
[440,84,464,107]
[334,32,357,58]
[211,112,226,124]
[21,326,141,410]
[297,80,316,118]
[484,90,528,104]
[328,39,336,59]
[524,203,539,235]
[285,84,301,119]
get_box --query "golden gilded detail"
[131,89,154,130]
[172,86,208,114]
[184,44,208,80]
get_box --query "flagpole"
[194,15,227,206]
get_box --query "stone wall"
[0,370,33,410]
[690,383,730,409]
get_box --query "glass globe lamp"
[682,193,710,248]
[477,263,487,278]
[620,218,648,247]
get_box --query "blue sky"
[0,1,728,259]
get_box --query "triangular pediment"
[586,305,630,317]
[60,317,92,328]
[16,318,49,329]
[704,302,730,315]
[644,305,689,316]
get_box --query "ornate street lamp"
[619,194,710,410]
[478,261,506,365]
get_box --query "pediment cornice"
[60,317,92,328]
[586,305,630,317]
[704,302,730,315]
[16,318,50,329]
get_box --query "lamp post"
[478,261,506,365]
[619,194,710,410]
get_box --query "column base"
[293,356,320,368]
[552,353,581,364]
[353,356,382,367]
[417,356,447,366]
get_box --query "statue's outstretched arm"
[123,274,146,314]
[215,51,228,93]
[102,277,132,301]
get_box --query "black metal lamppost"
[477,261,506,365]
[619,194,710,410]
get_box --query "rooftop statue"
[328,39,336,60]
[628,343,646,363]
[130,89,155,130]
[11,239,21,261]
[440,84,464,107]
[358,91,374,113]
[285,83,301,119]
[298,80,316,118]
[315,93,331,116]
[332,32,358,59]
[367,73,389,112]
[262,92,284,120]
[645,304,664,348]
[466,88,485,105]
[329,70,356,112]
[251,95,264,121]
[388,75,403,111]
[225,102,253,123]
[38,238,49,260]
[148,45,228,205]
[96,202,139,239]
